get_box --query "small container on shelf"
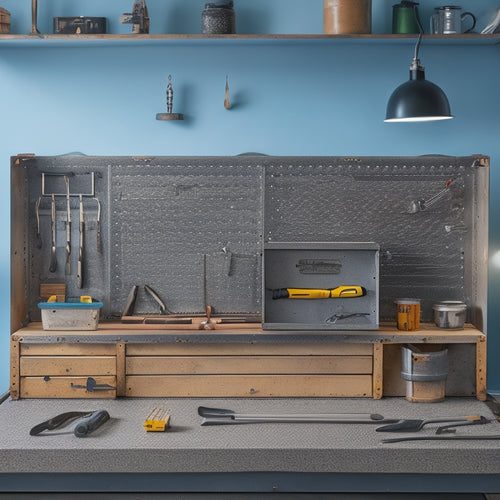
[0,7,11,34]
[38,297,103,331]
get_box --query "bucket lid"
[432,300,467,312]
[394,298,420,304]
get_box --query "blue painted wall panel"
[0,0,499,392]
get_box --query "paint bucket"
[401,345,448,403]
[323,0,372,34]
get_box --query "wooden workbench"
[10,322,486,401]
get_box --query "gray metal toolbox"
[263,242,379,330]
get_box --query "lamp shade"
[385,67,453,122]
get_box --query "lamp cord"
[412,4,424,68]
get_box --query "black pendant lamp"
[385,4,453,122]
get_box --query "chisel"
[49,193,57,273]
[77,194,84,288]
[271,286,366,299]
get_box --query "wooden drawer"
[125,342,374,398]
[126,374,373,398]
[17,343,117,399]
[20,376,117,398]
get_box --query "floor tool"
[375,414,485,432]
[30,409,110,437]
[77,194,84,288]
[270,286,366,299]
[198,406,398,426]
[436,416,491,434]
[49,193,57,273]
[382,434,500,444]
[65,175,71,275]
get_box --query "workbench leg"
[10,336,20,400]
[476,336,487,401]
[372,343,383,399]
[116,342,126,397]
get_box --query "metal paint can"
[395,298,420,331]
[433,300,467,329]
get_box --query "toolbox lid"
[38,300,103,310]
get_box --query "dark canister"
[201,1,235,34]
[392,1,420,34]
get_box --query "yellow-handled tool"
[271,286,366,299]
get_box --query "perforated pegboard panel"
[18,155,487,325]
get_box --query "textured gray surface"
[20,155,486,325]
[1,397,499,474]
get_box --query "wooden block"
[20,356,116,376]
[126,355,373,375]
[39,283,66,302]
[126,374,373,398]
[20,376,116,398]
[126,342,373,356]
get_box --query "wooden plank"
[381,344,405,397]
[476,335,487,401]
[126,355,373,375]
[20,376,116,399]
[126,374,373,398]
[20,356,116,376]
[20,343,116,356]
[126,343,373,356]
[116,342,126,397]
[11,161,27,334]
[372,343,383,399]
[9,336,20,400]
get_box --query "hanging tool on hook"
[65,176,71,275]
[224,75,231,110]
[93,197,102,254]
[35,197,42,249]
[408,179,454,213]
[49,193,57,273]
[77,195,84,288]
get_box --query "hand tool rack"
[10,154,488,400]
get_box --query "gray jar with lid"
[201,1,235,34]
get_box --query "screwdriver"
[271,286,366,299]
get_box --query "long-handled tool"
[49,193,57,273]
[271,286,366,299]
[77,195,84,288]
[382,434,500,444]
[376,414,485,433]
[198,406,398,426]
[65,176,71,275]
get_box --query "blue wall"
[1,0,500,392]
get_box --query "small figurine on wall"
[156,75,184,121]
[120,0,150,34]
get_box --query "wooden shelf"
[1,33,499,47]
[13,321,485,344]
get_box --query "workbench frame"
[9,322,486,401]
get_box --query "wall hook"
[156,75,184,121]
[224,75,231,110]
